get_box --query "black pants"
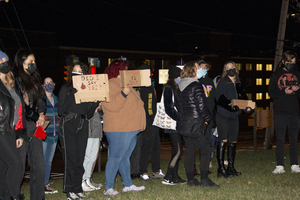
[19,121,45,200]
[0,134,23,198]
[216,114,239,142]
[165,130,183,179]
[59,115,88,193]
[130,132,142,175]
[183,135,210,181]
[274,114,299,166]
[139,125,161,174]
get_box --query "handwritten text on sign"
[79,75,105,91]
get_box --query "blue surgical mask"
[175,77,181,84]
[197,68,207,79]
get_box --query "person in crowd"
[0,51,26,200]
[13,49,46,200]
[137,64,164,182]
[102,58,146,196]
[177,61,219,188]
[215,61,251,178]
[268,51,300,174]
[196,60,216,173]
[42,77,59,194]
[81,106,103,191]
[161,65,186,185]
[58,62,99,200]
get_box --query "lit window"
[246,63,252,71]
[266,93,270,99]
[256,64,262,71]
[266,64,272,71]
[256,78,262,85]
[246,93,252,100]
[256,93,262,100]
[236,63,242,71]
[266,78,270,85]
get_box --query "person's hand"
[36,113,45,127]
[200,122,208,135]
[16,139,23,148]
[122,85,131,95]
[231,105,239,112]
[245,107,252,113]
[285,87,294,94]
[292,85,299,92]
[72,88,78,94]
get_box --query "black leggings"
[0,134,23,197]
[183,136,210,181]
[165,131,183,179]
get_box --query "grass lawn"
[21,149,300,200]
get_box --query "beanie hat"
[0,51,8,61]
[196,59,207,65]
[138,64,151,70]
[168,65,181,80]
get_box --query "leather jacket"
[0,79,26,139]
[178,78,212,123]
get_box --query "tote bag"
[152,90,177,130]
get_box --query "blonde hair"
[221,61,239,79]
[181,61,197,78]
[3,71,15,88]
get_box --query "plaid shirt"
[44,94,60,136]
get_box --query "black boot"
[227,142,242,176]
[216,142,232,178]
[10,194,25,200]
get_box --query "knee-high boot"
[216,141,232,178]
[227,142,242,176]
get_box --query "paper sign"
[72,74,110,104]
[120,70,151,87]
[231,99,256,109]
[159,69,169,84]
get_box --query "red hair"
[104,60,129,79]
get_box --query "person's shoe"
[162,178,176,185]
[122,184,145,192]
[291,165,300,173]
[159,169,165,176]
[173,176,187,184]
[67,192,79,200]
[152,171,164,179]
[200,179,220,188]
[82,180,94,191]
[187,179,201,187]
[45,183,58,194]
[272,165,285,174]
[209,162,213,168]
[10,194,25,200]
[86,178,101,190]
[76,193,87,199]
[103,188,119,196]
[131,173,140,180]
[139,174,151,181]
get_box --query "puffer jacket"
[0,79,27,139]
[177,78,212,123]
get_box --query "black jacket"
[177,78,212,123]
[163,86,180,122]
[138,85,157,128]
[0,80,26,139]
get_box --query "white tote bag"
[152,90,177,130]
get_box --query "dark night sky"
[1,0,300,56]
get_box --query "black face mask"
[26,63,37,74]
[0,61,11,74]
[285,63,296,72]
[226,69,236,77]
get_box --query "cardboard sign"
[231,99,256,109]
[159,69,169,84]
[72,74,109,104]
[120,70,151,87]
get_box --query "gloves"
[200,122,209,135]
[72,88,78,94]
[231,105,239,112]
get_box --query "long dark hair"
[13,49,44,100]
[164,79,178,90]
[66,62,89,89]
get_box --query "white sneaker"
[122,184,145,192]
[82,179,94,191]
[224,160,228,165]
[159,169,165,176]
[272,165,285,174]
[291,164,300,173]
[86,178,101,190]
[67,192,79,200]
[209,162,213,168]
[76,193,86,199]
[139,174,151,181]
[103,188,119,196]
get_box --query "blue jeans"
[210,128,219,159]
[42,139,57,185]
[105,130,139,189]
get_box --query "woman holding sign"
[215,61,251,178]
[58,62,99,200]
[102,58,146,196]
